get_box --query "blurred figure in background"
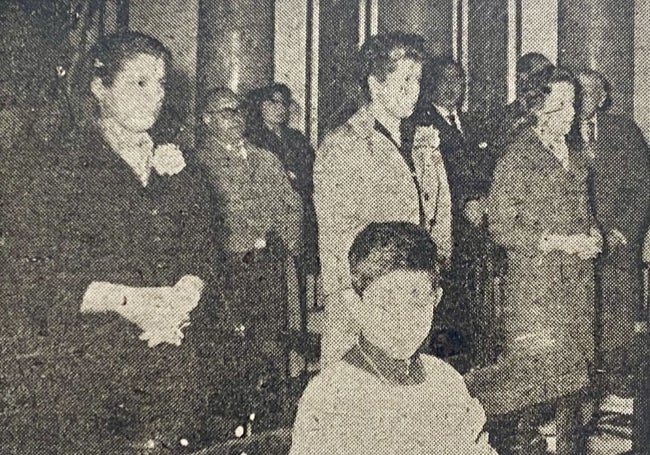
[313,32,452,366]
[491,53,555,153]
[576,70,650,396]
[196,87,302,439]
[403,57,497,367]
[247,83,319,281]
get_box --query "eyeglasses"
[205,106,244,116]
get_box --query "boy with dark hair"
[289,222,496,455]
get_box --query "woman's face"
[261,91,289,127]
[369,58,422,119]
[537,81,575,136]
[92,53,166,133]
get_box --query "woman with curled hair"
[467,67,601,455]
[2,31,216,453]
[313,32,452,366]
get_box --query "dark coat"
[471,128,597,413]
[587,112,650,375]
[249,125,319,271]
[1,127,216,453]
[403,107,496,214]
[487,127,596,354]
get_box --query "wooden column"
[378,0,454,57]
[467,0,509,114]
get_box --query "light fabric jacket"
[314,106,452,365]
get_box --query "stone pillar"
[520,0,558,63]
[196,0,275,98]
[378,0,454,57]
[634,0,650,140]
[558,0,634,115]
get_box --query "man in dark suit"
[402,58,496,367]
[577,70,650,396]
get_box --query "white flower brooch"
[151,143,186,176]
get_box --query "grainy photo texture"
[0,1,648,454]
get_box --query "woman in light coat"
[314,32,452,365]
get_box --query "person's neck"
[580,113,596,125]
[533,125,569,163]
[435,102,457,116]
[99,117,149,150]
[207,132,245,150]
[370,102,401,145]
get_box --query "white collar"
[100,119,154,186]
[434,104,462,131]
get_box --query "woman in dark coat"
[1,32,215,454]
[467,68,601,455]
[246,83,319,275]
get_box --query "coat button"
[151,208,159,215]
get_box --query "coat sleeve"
[313,131,364,298]
[313,131,366,365]
[430,149,453,261]
[267,152,303,254]
[487,152,545,253]
[619,118,650,245]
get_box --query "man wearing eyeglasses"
[195,87,303,440]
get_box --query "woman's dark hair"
[245,83,292,139]
[73,31,171,125]
[349,222,438,296]
[357,32,426,100]
[89,31,171,87]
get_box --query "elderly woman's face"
[369,58,422,119]
[537,81,575,136]
[92,53,166,133]
[261,91,289,126]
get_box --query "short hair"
[516,52,554,99]
[357,32,426,98]
[417,57,465,109]
[89,31,171,87]
[576,69,612,112]
[348,222,438,296]
[200,87,241,114]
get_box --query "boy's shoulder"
[419,354,470,391]
[298,359,379,408]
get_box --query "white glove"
[81,275,204,347]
